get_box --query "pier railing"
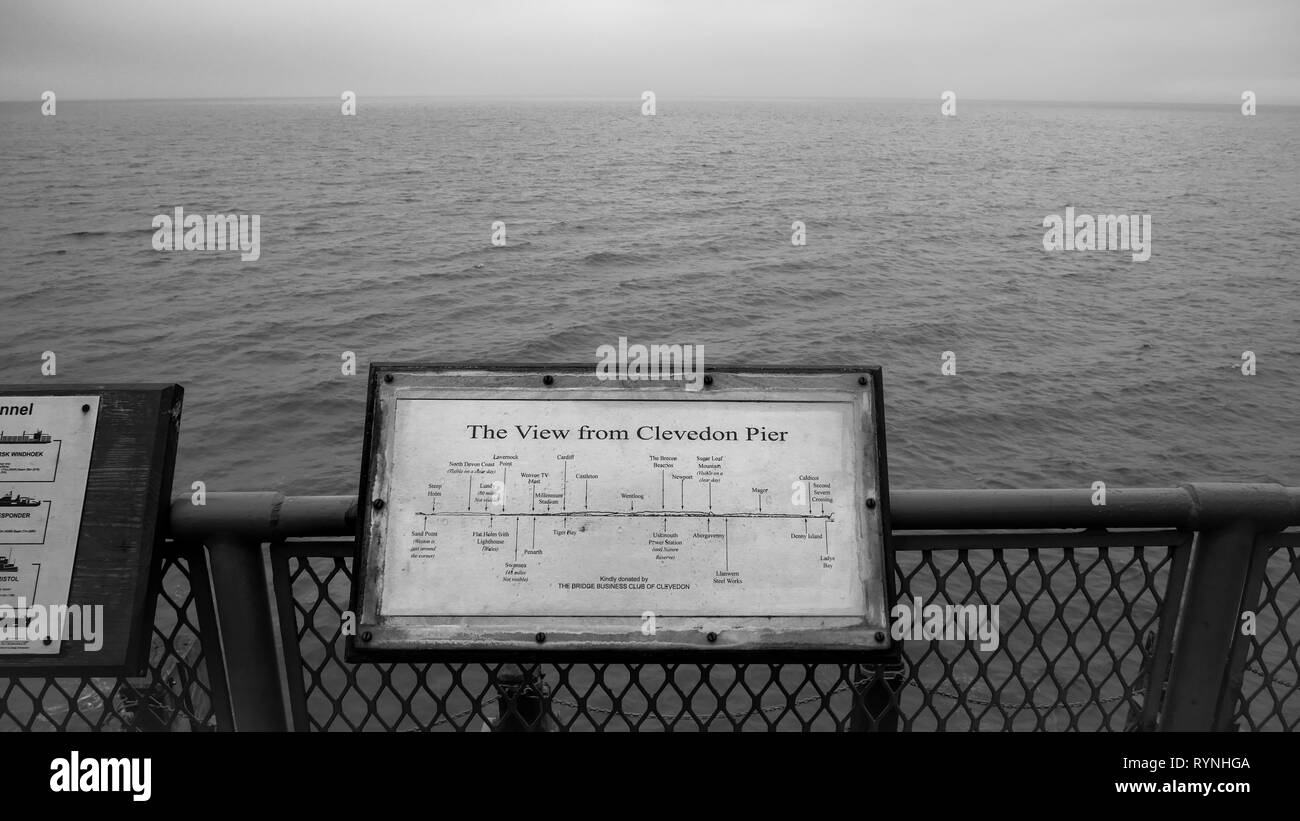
[2,484,1297,731]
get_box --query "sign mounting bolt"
[535,632,546,643]
[384,374,393,383]
[81,404,90,412]
[865,496,877,509]
[704,375,713,386]
[543,375,554,386]
[361,631,372,642]
[372,498,385,510]
[858,376,867,386]
[706,631,718,643]
[874,631,885,643]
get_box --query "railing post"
[1215,534,1276,729]
[1160,483,1295,731]
[205,533,289,731]
[851,660,904,731]
[170,492,354,732]
[491,664,552,732]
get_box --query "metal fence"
[1231,536,1300,731]
[2,485,1297,731]
[0,543,224,731]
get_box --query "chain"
[930,686,1141,708]
[1245,665,1296,689]
[369,666,1300,730]
[424,696,497,728]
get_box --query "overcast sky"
[2,0,1297,104]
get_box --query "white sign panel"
[383,399,860,618]
[356,368,891,655]
[0,395,99,654]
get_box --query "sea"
[1,97,1296,730]
[1,97,1295,495]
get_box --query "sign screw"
[384,374,394,383]
[535,631,546,643]
[81,404,90,412]
[865,497,876,509]
[361,631,372,642]
[706,631,718,643]
[372,499,385,510]
[858,376,867,386]
[704,375,713,386]
[543,375,554,386]
[874,631,885,642]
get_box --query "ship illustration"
[0,430,51,445]
[0,491,41,507]
[0,557,18,573]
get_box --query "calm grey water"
[1,98,1297,495]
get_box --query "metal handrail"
[167,484,1300,539]
[170,492,356,539]
[890,485,1300,530]
[162,483,1300,732]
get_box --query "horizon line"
[4,93,1296,108]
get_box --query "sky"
[1,0,1297,104]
